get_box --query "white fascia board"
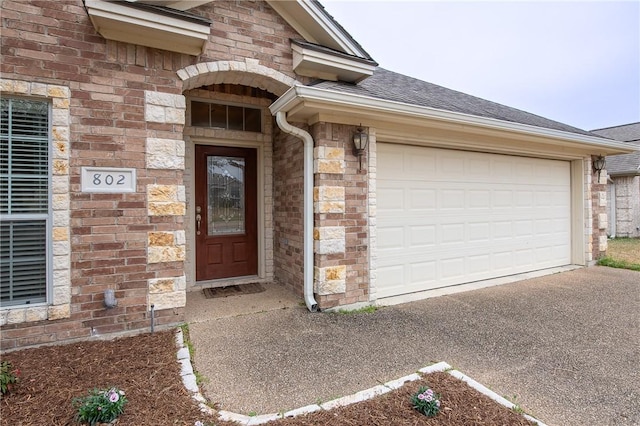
[162,1,213,11]
[296,0,368,58]
[86,0,209,55]
[292,43,375,83]
[271,86,635,155]
[266,0,368,58]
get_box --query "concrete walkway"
[188,267,639,426]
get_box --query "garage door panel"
[377,143,571,298]
[409,225,436,247]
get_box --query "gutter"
[271,86,636,156]
[273,111,319,312]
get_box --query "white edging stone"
[448,369,548,426]
[175,329,546,426]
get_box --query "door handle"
[196,206,202,235]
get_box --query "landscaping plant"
[0,361,20,397]
[411,386,441,417]
[73,387,128,425]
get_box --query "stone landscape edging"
[175,328,547,426]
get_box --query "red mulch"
[1,330,536,426]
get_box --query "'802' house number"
[81,167,136,193]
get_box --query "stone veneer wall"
[613,176,640,238]
[0,0,307,350]
[273,124,305,297]
[311,123,369,310]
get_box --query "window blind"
[0,98,50,306]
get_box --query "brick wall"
[311,123,369,310]
[273,125,305,297]
[590,156,608,259]
[0,0,307,350]
[193,0,303,80]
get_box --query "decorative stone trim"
[147,184,186,216]
[314,186,345,214]
[178,59,299,96]
[314,265,346,295]
[148,231,186,264]
[144,91,186,124]
[146,138,185,170]
[148,276,186,310]
[0,79,71,325]
[598,213,608,230]
[314,146,345,174]
[313,226,346,254]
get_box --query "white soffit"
[85,0,210,55]
[266,0,369,59]
[135,0,213,11]
[292,43,375,83]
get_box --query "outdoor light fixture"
[593,155,606,180]
[353,125,369,171]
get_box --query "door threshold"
[194,275,265,289]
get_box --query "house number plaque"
[81,167,136,193]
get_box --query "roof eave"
[270,85,636,155]
[265,0,372,60]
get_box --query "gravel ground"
[190,267,640,426]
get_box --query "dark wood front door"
[195,145,257,281]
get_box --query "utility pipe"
[275,111,319,312]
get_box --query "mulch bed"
[1,330,536,426]
[0,331,217,426]
[272,372,536,425]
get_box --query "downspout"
[275,111,319,312]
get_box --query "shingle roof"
[591,122,640,143]
[591,123,640,175]
[309,67,599,137]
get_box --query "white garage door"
[377,143,571,299]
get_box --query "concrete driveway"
[189,267,639,425]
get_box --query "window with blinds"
[0,98,50,306]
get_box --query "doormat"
[202,283,265,299]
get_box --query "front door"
[195,145,258,281]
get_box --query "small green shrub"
[410,386,441,417]
[73,387,128,425]
[0,361,20,397]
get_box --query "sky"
[322,0,640,131]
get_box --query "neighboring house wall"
[613,176,640,237]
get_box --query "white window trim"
[0,79,71,325]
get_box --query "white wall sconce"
[353,125,369,171]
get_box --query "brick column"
[590,156,608,259]
[312,123,369,309]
